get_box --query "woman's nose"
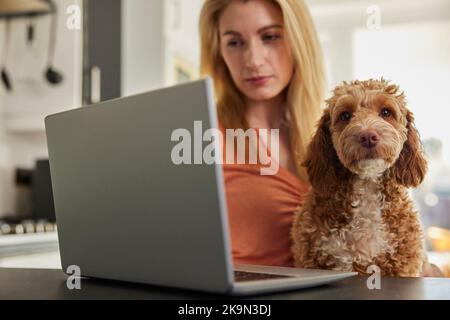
[244,40,264,70]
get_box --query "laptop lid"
[45,78,233,294]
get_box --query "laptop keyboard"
[234,270,295,282]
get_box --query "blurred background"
[0,0,449,275]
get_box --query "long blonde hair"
[199,0,325,182]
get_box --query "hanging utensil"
[26,17,35,46]
[1,18,12,91]
[44,1,62,85]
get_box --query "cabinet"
[82,0,122,104]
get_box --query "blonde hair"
[199,0,325,182]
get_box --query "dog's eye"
[380,108,392,118]
[339,111,352,122]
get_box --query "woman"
[199,0,324,267]
[198,0,443,276]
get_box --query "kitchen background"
[0,0,449,275]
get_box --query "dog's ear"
[303,110,348,194]
[392,111,427,187]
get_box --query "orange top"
[218,124,310,267]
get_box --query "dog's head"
[303,79,427,194]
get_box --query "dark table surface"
[1,267,450,300]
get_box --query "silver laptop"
[45,77,356,296]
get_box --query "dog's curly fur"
[291,79,428,277]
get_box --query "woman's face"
[219,0,294,103]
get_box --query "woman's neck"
[245,94,287,129]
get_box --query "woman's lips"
[245,76,272,86]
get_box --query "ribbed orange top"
[218,124,310,267]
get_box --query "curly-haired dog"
[291,79,428,277]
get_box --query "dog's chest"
[321,178,393,269]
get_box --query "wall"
[121,0,166,96]
[306,0,450,88]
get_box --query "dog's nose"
[359,130,380,149]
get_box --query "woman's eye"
[339,111,352,122]
[262,34,281,42]
[380,108,392,118]
[227,39,243,47]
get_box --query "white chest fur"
[319,177,394,271]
